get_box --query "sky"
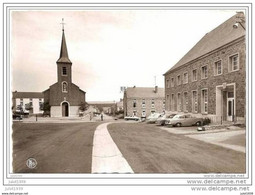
[11,9,243,101]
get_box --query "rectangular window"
[166,79,170,88]
[151,99,155,108]
[177,93,181,111]
[192,91,198,113]
[20,98,23,106]
[133,99,136,108]
[177,75,181,85]
[183,72,188,84]
[229,54,239,72]
[192,69,197,81]
[142,110,146,117]
[214,60,222,75]
[171,94,175,111]
[163,99,165,110]
[171,78,174,87]
[29,98,33,106]
[183,92,188,112]
[201,65,208,79]
[201,89,208,114]
[62,67,67,75]
[133,110,137,116]
[142,99,146,108]
[39,99,43,110]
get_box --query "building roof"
[164,12,245,75]
[125,87,164,99]
[57,30,72,64]
[12,91,44,99]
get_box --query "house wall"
[15,98,44,114]
[125,97,165,117]
[164,37,245,122]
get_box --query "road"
[108,123,246,173]
[12,122,101,173]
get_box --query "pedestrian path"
[91,122,134,173]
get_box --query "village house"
[164,12,246,123]
[12,91,44,115]
[123,86,165,117]
[87,101,117,115]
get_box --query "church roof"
[125,87,164,99]
[57,30,72,64]
[164,12,245,75]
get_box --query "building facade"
[12,91,44,114]
[164,13,246,123]
[88,101,117,115]
[123,86,165,117]
[43,27,86,117]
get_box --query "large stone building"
[43,27,86,117]
[164,12,246,123]
[123,86,165,117]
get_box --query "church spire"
[57,18,72,64]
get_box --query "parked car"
[156,114,176,126]
[124,116,140,121]
[12,111,23,120]
[165,114,203,127]
[146,113,164,124]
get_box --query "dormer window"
[62,82,68,92]
[62,67,67,75]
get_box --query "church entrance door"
[62,102,69,117]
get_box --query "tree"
[42,102,51,116]
[79,102,89,112]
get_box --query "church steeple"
[57,19,72,64]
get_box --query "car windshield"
[173,115,180,119]
[173,115,185,119]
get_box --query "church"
[43,24,86,117]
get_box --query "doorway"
[62,102,69,117]
[227,92,234,121]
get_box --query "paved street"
[12,122,101,173]
[12,121,246,174]
[108,123,246,173]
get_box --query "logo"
[26,158,37,169]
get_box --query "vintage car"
[124,116,140,121]
[156,114,176,126]
[165,114,203,127]
[146,113,164,124]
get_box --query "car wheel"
[176,123,182,127]
[196,121,201,126]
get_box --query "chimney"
[154,86,158,93]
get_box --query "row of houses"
[123,12,246,123]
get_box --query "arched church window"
[62,82,68,92]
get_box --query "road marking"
[91,122,134,173]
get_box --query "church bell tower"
[56,19,72,91]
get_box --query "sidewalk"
[91,122,134,173]
[160,125,246,153]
